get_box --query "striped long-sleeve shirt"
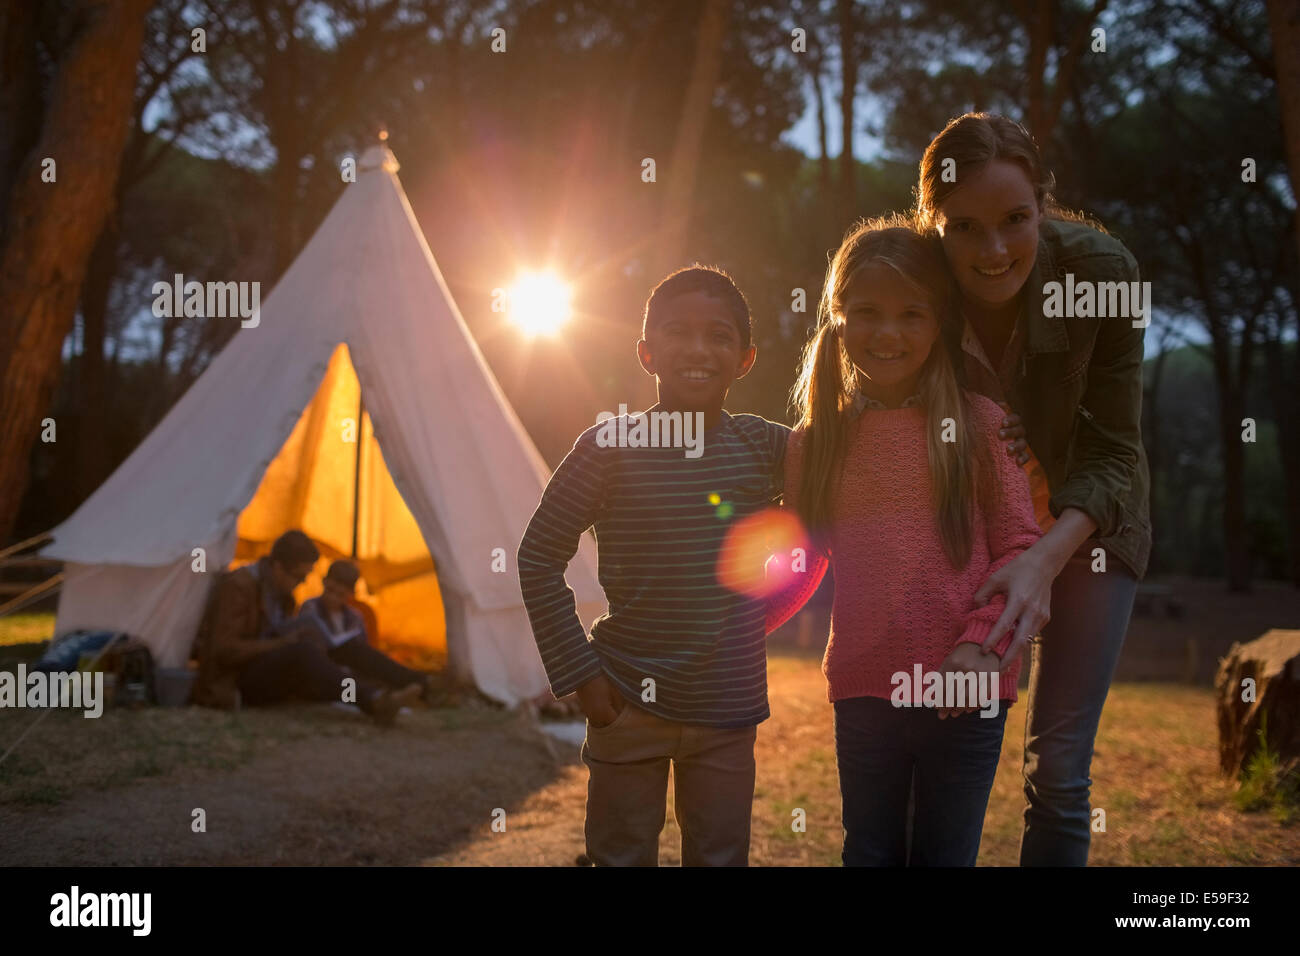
[518,408,789,728]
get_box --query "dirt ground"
[2,650,1297,866]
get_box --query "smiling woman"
[506,270,572,336]
[916,111,1150,868]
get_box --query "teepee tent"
[41,145,604,706]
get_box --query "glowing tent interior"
[233,342,448,663]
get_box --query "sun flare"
[506,270,572,336]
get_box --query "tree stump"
[1214,629,1300,777]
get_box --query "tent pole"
[0,531,53,561]
[351,391,364,559]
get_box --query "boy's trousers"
[581,701,757,866]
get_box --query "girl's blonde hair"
[790,213,987,569]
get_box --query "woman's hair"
[790,214,986,569]
[914,112,1103,234]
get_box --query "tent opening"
[233,342,447,670]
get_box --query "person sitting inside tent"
[193,530,421,725]
[298,559,434,701]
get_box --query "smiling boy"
[517,266,790,866]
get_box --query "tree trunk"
[77,219,119,501]
[1020,0,1052,139]
[1255,0,1300,584]
[1292,316,1300,587]
[267,112,302,278]
[0,3,43,228]
[800,48,832,194]
[1217,379,1252,591]
[1263,329,1300,586]
[1013,0,1108,146]
[1143,342,1172,574]
[0,0,152,543]
[654,0,729,279]
[1194,235,1255,592]
[1265,0,1300,282]
[837,0,857,211]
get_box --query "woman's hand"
[973,549,1055,666]
[999,411,1030,466]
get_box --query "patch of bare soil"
[0,706,572,865]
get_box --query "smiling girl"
[916,113,1150,866]
[777,217,1042,866]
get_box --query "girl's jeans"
[834,695,1008,866]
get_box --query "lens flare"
[715,507,812,599]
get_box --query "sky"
[782,75,887,162]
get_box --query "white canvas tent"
[41,145,605,706]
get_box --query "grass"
[1233,716,1300,824]
[748,654,1298,866]
[0,695,512,809]
[1,708,259,807]
[1,641,1296,864]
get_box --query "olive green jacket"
[996,218,1152,579]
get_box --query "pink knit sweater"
[768,393,1042,704]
